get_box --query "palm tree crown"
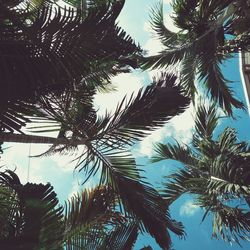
[0,169,141,249]
[141,0,250,115]
[0,0,141,133]
[152,103,250,245]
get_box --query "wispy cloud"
[180,200,200,217]
[94,73,144,115]
[68,170,101,199]
[138,104,195,157]
[163,0,173,4]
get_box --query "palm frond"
[0,0,140,107]
[63,185,125,249]
[74,149,184,249]
[0,170,64,249]
[151,142,198,167]
[180,53,197,101]
[198,54,244,115]
[193,103,218,147]
[115,174,185,250]
[149,1,186,48]
[142,0,244,115]
[101,220,139,250]
[162,169,202,204]
[64,185,116,232]
[93,73,190,148]
[211,203,250,244]
[0,101,38,133]
[140,46,188,70]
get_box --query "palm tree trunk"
[0,133,86,145]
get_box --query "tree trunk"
[0,133,86,145]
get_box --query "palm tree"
[1,2,191,247]
[152,103,250,245]
[0,169,140,249]
[0,0,141,133]
[0,73,190,249]
[141,0,250,115]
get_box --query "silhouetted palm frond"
[0,0,140,132]
[92,73,190,148]
[141,0,246,115]
[0,170,64,249]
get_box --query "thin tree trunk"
[0,133,86,145]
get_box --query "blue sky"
[1,0,250,249]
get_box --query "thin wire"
[27,143,31,183]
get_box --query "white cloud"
[0,143,47,182]
[138,104,195,157]
[94,73,144,115]
[163,12,180,33]
[143,21,152,34]
[164,0,173,4]
[143,37,164,56]
[68,170,101,199]
[180,200,200,217]
[0,141,84,185]
[68,178,82,199]
[139,126,172,156]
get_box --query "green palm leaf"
[93,73,190,148]
[141,0,244,115]
[152,103,250,244]
[0,0,140,131]
[0,170,64,249]
[151,142,198,167]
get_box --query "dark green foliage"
[0,170,141,250]
[141,0,250,115]
[0,0,141,132]
[0,170,64,249]
[26,73,189,249]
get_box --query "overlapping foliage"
[152,104,250,245]
[1,0,250,249]
[23,72,189,249]
[0,170,141,249]
[0,0,141,133]
[141,0,250,115]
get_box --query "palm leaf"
[114,174,185,250]
[142,0,244,115]
[0,170,64,249]
[151,142,198,167]
[162,169,202,204]
[1,0,140,108]
[74,150,185,249]
[197,54,244,115]
[101,220,139,250]
[211,202,250,244]
[93,73,190,148]
[192,103,218,149]
[149,2,186,48]
[64,185,125,249]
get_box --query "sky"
[1,0,250,249]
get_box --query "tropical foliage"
[152,104,250,245]
[0,0,141,133]
[141,0,250,115]
[0,1,191,249]
[1,0,250,249]
[0,169,140,249]
[0,73,189,249]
